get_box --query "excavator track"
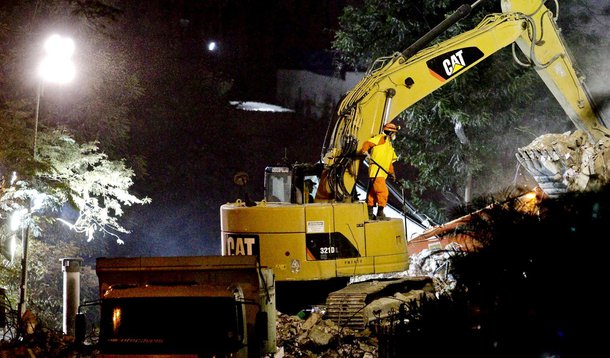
[325,276,433,330]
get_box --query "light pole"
[33,34,76,157]
[17,34,75,327]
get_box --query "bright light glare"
[39,56,75,84]
[112,307,122,334]
[39,34,75,84]
[522,191,537,202]
[9,235,17,262]
[10,209,28,231]
[230,101,294,113]
[31,193,46,211]
[44,34,75,58]
[207,41,217,51]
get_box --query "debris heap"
[275,311,378,357]
[516,129,610,196]
[275,274,438,356]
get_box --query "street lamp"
[33,34,76,157]
[17,34,75,327]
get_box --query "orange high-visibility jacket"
[361,134,397,179]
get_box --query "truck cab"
[92,255,276,358]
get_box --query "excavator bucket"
[516,130,610,196]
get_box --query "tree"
[382,185,610,357]
[0,123,151,243]
[0,0,151,242]
[332,0,603,221]
[0,0,151,332]
[0,111,150,334]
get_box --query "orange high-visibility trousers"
[367,177,389,207]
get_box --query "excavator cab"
[263,163,322,204]
[263,166,292,203]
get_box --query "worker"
[361,122,399,220]
[295,178,316,204]
[303,179,316,203]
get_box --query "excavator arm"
[317,0,610,202]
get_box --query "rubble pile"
[408,245,458,294]
[275,310,378,358]
[516,129,610,195]
[0,327,82,357]
[275,274,438,357]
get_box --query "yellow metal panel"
[373,252,410,274]
[221,201,410,281]
[280,260,339,282]
[329,202,366,250]
[365,219,408,256]
[258,232,304,277]
[258,232,338,281]
[304,202,366,251]
[365,219,410,273]
[336,257,376,276]
[303,204,335,233]
[330,202,369,275]
[221,203,305,233]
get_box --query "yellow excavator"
[221,0,610,318]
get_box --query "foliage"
[381,186,609,356]
[0,239,99,331]
[332,0,602,222]
[0,121,148,331]
[40,130,151,241]
[1,127,151,243]
[334,0,459,70]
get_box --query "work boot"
[376,206,387,220]
[367,206,375,220]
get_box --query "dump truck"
[88,255,276,358]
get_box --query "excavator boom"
[319,0,609,202]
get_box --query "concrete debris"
[362,289,434,323]
[276,311,379,357]
[408,244,460,294]
[0,327,80,357]
[307,323,335,346]
[324,277,434,331]
[275,276,438,356]
[516,130,610,196]
[274,246,463,356]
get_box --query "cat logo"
[443,49,466,76]
[224,234,259,256]
[427,47,484,82]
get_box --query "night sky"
[163,0,357,101]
